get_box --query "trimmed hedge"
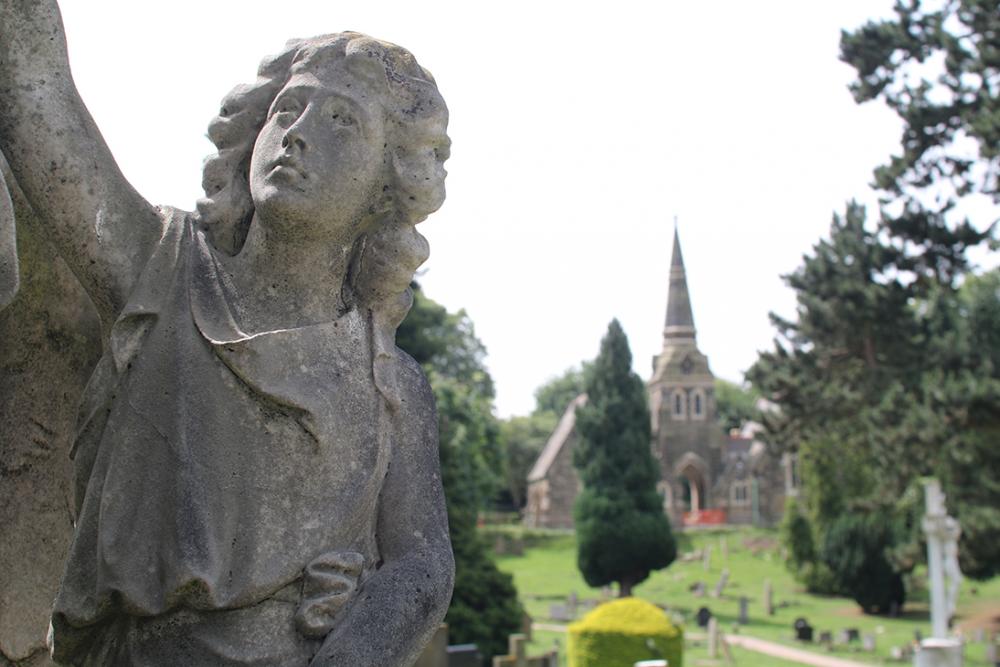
[567,598,683,667]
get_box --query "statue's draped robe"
[50,209,390,664]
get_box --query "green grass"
[494,527,1000,666]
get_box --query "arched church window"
[671,389,687,420]
[690,388,706,421]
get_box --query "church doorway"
[678,465,707,512]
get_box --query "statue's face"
[249,60,387,242]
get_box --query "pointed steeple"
[664,222,696,343]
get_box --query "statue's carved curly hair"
[196,32,449,406]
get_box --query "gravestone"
[915,480,964,667]
[793,618,813,642]
[819,631,833,648]
[712,568,730,598]
[703,546,712,571]
[549,604,571,623]
[415,624,449,667]
[696,607,713,628]
[763,579,774,615]
[738,597,749,625]
[707,617,719,659]
[846,628,860,643]
[863,634,877,652]
[567,591,578,619]
[447,645,482,667]
[690,581,706,597]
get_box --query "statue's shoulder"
[393,349,435,415]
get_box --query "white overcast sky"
[53,0,995,417]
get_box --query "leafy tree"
[822,512,906,614]
[396,283,521,660]
[713,379,760,433]
[572,320,676,597]
[840,0,997,287]
[779,498,816,574]
[532,363,590,417]
[498,412,557,510]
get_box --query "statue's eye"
[273,98,301,117]
[330,112,355,128]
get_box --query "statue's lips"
[269,157,308,180]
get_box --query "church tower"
[648,226,725,525]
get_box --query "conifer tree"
[573,320,676,597]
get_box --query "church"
[524,227,795,529]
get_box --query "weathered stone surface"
[0,3,453,664]
[0,157,102,665]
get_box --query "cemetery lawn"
[492,526,1000,666]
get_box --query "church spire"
[664,222,696,343]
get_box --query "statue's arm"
[0,0,162,324]
[310,357,455,667]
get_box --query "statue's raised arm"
[0,0,161,324]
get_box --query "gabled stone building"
[524,227,792,530]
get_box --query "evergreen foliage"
[713,379,761,433]
[572,320,676,596]
[396,283,522,661]
[498,412,558,510]
[822,513,906,614]
[533,364,591,418]
[840,0,998,287]
[567,597,683,667]
[752,0,1000,597]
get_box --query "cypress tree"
[573,319,676,597]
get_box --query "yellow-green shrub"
[567,597,683,667]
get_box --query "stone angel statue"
[0,2,454,665]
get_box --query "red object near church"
[682,509,727,527]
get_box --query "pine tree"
[573,319,676,597]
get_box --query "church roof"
[527,394,587,483]
[664,225,696,341]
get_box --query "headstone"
[689,581,706,597]
[707,617,719,659]
[0,21,456,665]
[846,628,860,643]
[567,591,578,618]
[793,618,813,642]
[447,644,482,667]
[862,634,876,652]
[763,579,774,615]
[712,568,730,598]
[696,607,713,628]
[414,624,449,667]
[738,597,749,625]
[548,604,571,623]
[921,479,963,649]
[703,546,712,571]
[819,631,833,647]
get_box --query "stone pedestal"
[914,638,963,667]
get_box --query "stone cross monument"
[914,479,964,667]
